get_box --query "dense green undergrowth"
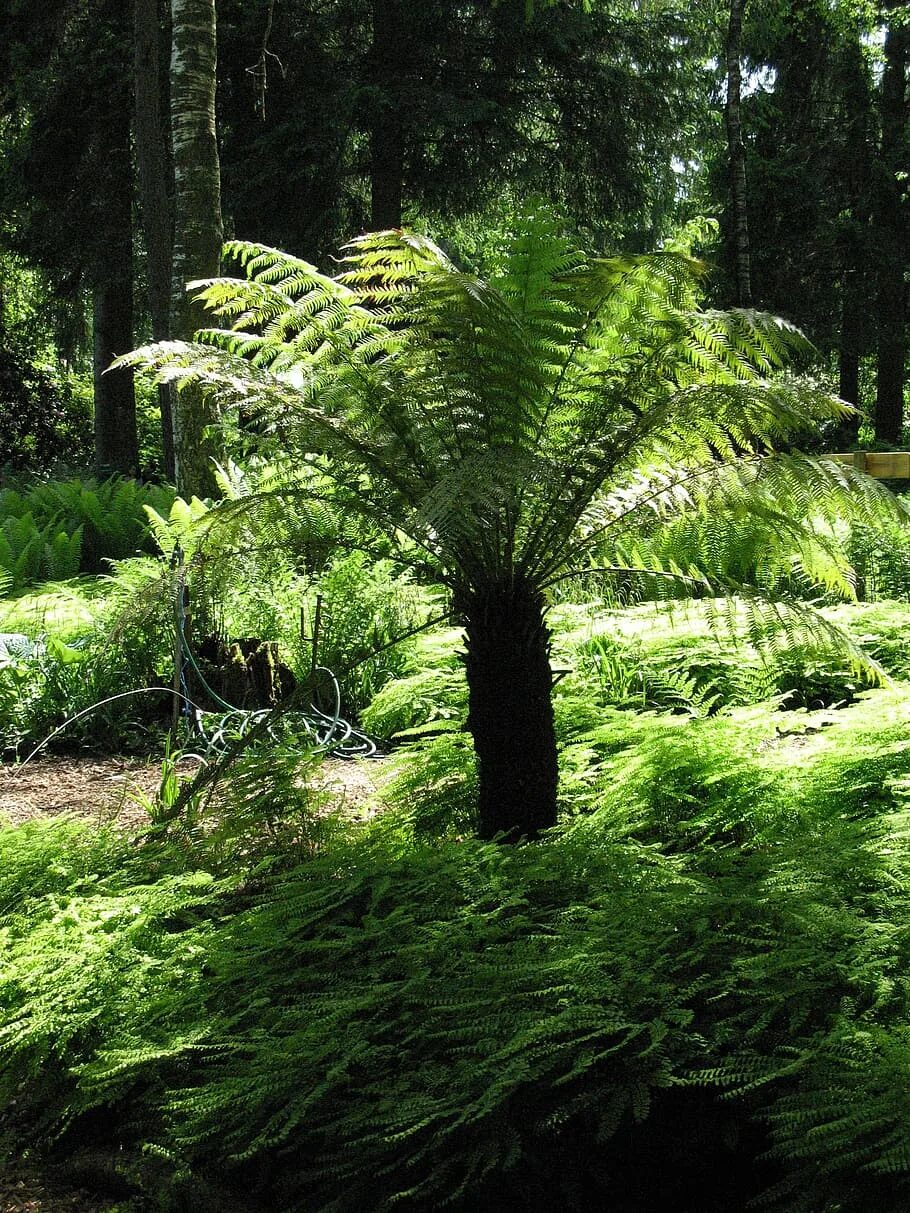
[5,527,910,1209]
[0,476,175,590]
[3,680,910,1211]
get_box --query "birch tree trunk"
[135,0,176,479]
[170,0,223,497]
[725,0,753,307]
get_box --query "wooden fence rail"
[827,452,910,479]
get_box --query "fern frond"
[124,211,900,656]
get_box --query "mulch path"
[0,754,164,830]
[0,752,381,831]
[0,749,383,1211]
[0,1170,119,1213]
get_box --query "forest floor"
[0,1168,119,1213]
[0,752,381,830]
[0,750,382,1212]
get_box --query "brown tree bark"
[369,0,406,230]
[725,0,753,308]
[170,0,223,498]
[93,278,138,477]
[92,101,138,477]
[836,33,873,436]
[839,271,862,407]
[135,0,176,479]
[874,7,909,445]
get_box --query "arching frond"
[124,212,907,622]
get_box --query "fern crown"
[121,208,902,607]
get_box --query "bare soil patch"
[0,753,381,830]
[0,1167,119,1213]
[0,751,382,1209]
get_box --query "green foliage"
[124,213,903,613]
[362,594,910,747]
[0,558,174,754]
[574,630,725,716]
[556,592,910,721]
[214,0,708,260]
[144,483,424,715]
[0,809,695,1209]
[567,610,870,716]
[360,661,466,739]
[0,477,176,590]
[143,456,372,591]
[846,499,910,601]
[123,213,906,840]
[23,477,176,573]
[5,687,910,1209]
[0,336,92,475]
[209,459,360,576]
[380,731,479,838]
[143,494,211,560]
[0,510,81,591]
[307,552,424,714]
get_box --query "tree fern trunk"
[170,0,222,497]
[461,581,558,842]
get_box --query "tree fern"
[122,206,908,839]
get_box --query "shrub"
[0,511,82,590]
[0,340,92,475]
[23,476,176,572]
[0,476,176,590]
[305,552,426,716]
[846,505,910,600]
[359,632,466,739]
[0,558,175,755]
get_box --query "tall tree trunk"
[170,0,223,498]
[93,279,138,476]
[370,0,405,229]
[135,0,176,479]
[92,101,138,477]
[836,32,874,439]
[838,271,862,405]
[874,9,909,445]
[461,580,559,842]
[725,0,752,307]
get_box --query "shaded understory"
[2,672,910,1211]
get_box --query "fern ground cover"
[3,603,910,1210]
[0,477,176,592]
[1,577,109,640]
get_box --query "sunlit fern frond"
[124,210,908,627]
[192,464,375,572]
[569,451,907,585]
